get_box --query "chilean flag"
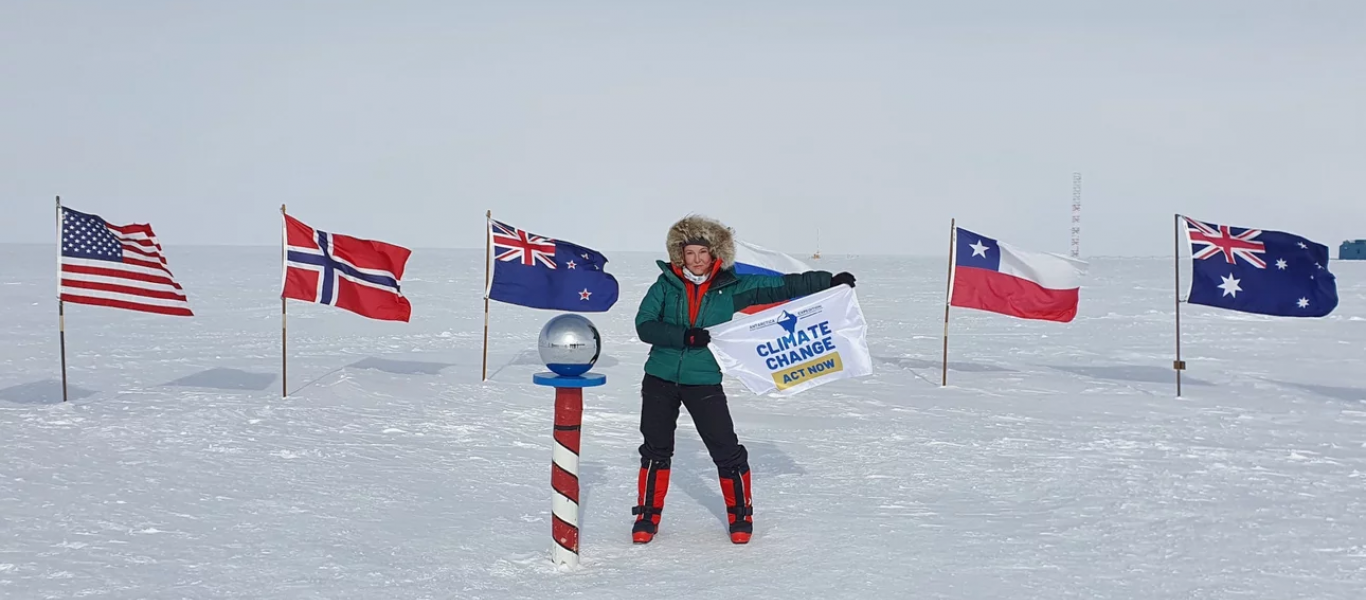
[732,240,814,315]
[950,227,1087,322]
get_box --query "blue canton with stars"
[62,207,125,262]
[1183,216,1337,317]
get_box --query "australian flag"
[1182,215,1337,317]
[486,219,618,312]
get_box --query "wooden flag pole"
[56,195,69,402]
[941,218,956,387]
[482,209,492,382]
[281,203,288,398]
[1173,213,1185,397]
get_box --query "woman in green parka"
[629,214,855,545]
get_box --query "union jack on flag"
[492,220,557,268]
[1184,217,1267,268]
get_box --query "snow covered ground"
[2,243,1364,599]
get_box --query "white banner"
[707,284,872,395]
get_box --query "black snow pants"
[638,373,748,472]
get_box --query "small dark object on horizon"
[1341,239,1366,260]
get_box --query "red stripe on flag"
[107,223,154,237]
[62,264,183,289]
[120,255,175,274]
[950,266,1079,322]
[120,242,164,260]
[59,294,193,316]
[60,278,187,301]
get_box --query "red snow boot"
[719,466,753,544]
[631,459,670,543]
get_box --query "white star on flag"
[969,240,990,257]
[1275,259,1287,270]
[1218,273,1242,297]
[1297,297,1310,308]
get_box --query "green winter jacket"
[635,260,833,385]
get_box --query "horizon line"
[0,242,1182,260]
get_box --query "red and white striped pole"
[551,385,581,565]
[535,371,605,568]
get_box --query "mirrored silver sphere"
[537,314,601,376]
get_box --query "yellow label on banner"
[771,352,845,390]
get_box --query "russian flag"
[950,227,1087,322]
[732,240,814,314]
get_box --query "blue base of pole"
[533,372,607,388]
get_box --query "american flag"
[59,206,193,316]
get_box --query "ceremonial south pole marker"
[532,313,605,569]
[533,371,605,568]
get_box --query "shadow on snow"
[671,437,806,528]
[1263,378,1366,402]
[1045,364,1213,387]
[163,367,277,391]
[573,462,610,542]
[348,357,457,375]
[0,379,96,404]
[873,355,1015,373]
[572,437,803,539]
[285,355,462,394]
[162,356,462,395]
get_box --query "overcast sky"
[2,1,1362,257]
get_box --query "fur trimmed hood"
[665,214,735,268]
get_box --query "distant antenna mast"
[1071,172,1082,258]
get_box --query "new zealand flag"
[1182,216,1337,317]
[485,219,619,312]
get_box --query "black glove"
[831,272,856,288]
[683,328,711,347]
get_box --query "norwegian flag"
[281,213,412,321]
[1185,217,1267,268]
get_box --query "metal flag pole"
[941,218,956,387]
[1173,213,1185,397]
[482,210,492,382]
[281,203,288,398]
[56,195,69,402]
